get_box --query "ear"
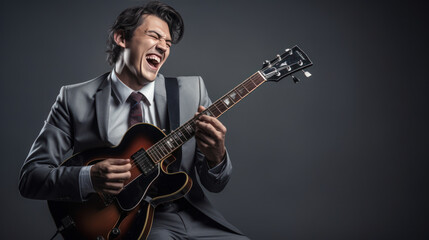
[114,30,126,48]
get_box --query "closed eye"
[145,30,172,48]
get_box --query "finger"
[97,159,131,173]
[104,181,125,190]
[198,105,206,113]
[104,190,121,195]
[196,141,210,153]
[105,171,132,181]
[196,120,224,141]
[195,119,214,134]
[197,115,227,133]
[106,158,130,165]
[107,163,132,173]
[195,137,210,153]
[195,105,215,118]
[195,133,216,147]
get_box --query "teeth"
[146,55,161,64]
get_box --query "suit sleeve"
[194,77,233,193]
[19,86,83,201]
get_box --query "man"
[19,1,248,239]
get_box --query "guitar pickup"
[131,148,157,176]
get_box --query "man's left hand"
[195,106,227,168]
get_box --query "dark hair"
[106,1,184,65]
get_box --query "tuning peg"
[292,75,300,83]
[302,70,312,77]
[285,48,292,55]
[262,60,270,68]
[277,54,281,61]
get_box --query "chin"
[140,72,158,83]
[142,65,161,79]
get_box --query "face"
[117,15,172,87]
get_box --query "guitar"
[48,46,313,240]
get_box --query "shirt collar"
[110,70,155,105]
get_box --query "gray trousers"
[147,201,249,240]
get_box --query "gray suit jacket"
[19,73,241,234]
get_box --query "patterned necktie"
[128,92,144,127]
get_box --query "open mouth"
[146,54,161,69]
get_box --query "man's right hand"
[90,158,132,195]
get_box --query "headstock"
[260,46,313,83]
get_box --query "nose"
[156,39,168,53]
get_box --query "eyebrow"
[147,30,172,43]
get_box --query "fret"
[148,149,158,163]
[211,103,222,116]
[148,148,161,162]
[204,109,214,117]
[228,90,241,103]
[163,141,172,153]
[208,105,221,117]
[189,120,196,130]
[177,130,187,142]
[243,80,256,91]
[221,96,233,108]
[145,149,155,162]
[204,111,212,117]
[158,143,169,155]
[171,133,182,147]
[144,71,267,165]
[146,148,155,160]
[251,74,265,85]
[171,132,182,145]
[165,137,175,150]
[215,100,228,112]
[181,124,192,137]
[246,78,257,88]
[184,123,194,136]
[155,147,164,161]
[181,126,192,139]
[235,85,249,97]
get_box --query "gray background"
[1,0,428,239]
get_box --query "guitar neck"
[146,71,267,164]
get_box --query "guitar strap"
[164,77,182,170]
[164,77,180,132]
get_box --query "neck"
[114,60,150,91]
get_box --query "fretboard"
[146,71,266,164]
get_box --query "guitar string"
[131,73,260,168]
[127,72,266,171]
[134,73,261,165]
[126,54,308,170]
[130,72,267,170]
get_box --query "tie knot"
[128,92,144,104]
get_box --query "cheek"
[163,51,170,62]
[127,49,145,69]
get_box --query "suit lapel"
[95,74,111,143]
[154,74,168,131]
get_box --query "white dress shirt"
[108,70,159,145]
